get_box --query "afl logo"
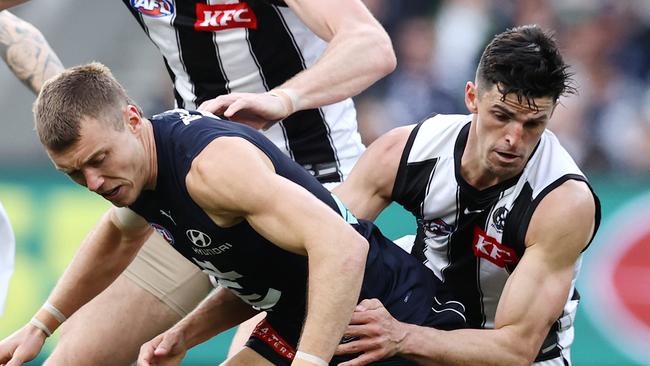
[492,207,508,232]
[150,223,174,245]
[186,229,212,248]
[131,0,173,17]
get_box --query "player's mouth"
[494,150,521,164]
[101,186,122,200]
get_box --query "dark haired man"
[333,25,600,365]
[0,63,463,366]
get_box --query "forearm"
[34,212,149,334]
[0,10,63,94]
[399,325,534,366]
[298,237,368,361]
[175,287,258,348]
[279,25,395,111]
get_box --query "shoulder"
[526,180,597,258]
[186,136,274,211]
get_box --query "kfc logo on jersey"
[150,223,174,245]
[194,3,258,31]
[131,0,173,17]
[472,226,518,267]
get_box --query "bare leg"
[227,312,267,357]
[44,232,213,366]
[44,275,181,366]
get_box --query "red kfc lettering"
[472,226,519,267]
[195,3,258,31]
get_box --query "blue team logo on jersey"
[150,223,174,245]
[130,0,173,17]
[422,218,454,236]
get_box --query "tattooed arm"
[0,10,63,94]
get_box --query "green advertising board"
[0,170,647,365]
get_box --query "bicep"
[284,0,381,41]
[495,180,596,347]
[187,137,358,256]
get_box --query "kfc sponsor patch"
[472,226,518,267]
[195,3,258,31]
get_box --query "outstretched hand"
[137,329,188,366]
[198,92,293,130]
[335,298,407,366]
[0,324,47,366]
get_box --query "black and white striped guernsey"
[392,114,601,364]
[122,0,364,183]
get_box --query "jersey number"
[193,258,282,310]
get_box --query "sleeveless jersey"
[392,114,601,363]
[122,0,364,183]
[128,109,448,348]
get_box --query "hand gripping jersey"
[392,114,601,364]
[123,0,364,183]
[129,110,463,364]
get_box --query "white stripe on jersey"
[140,8,196,108]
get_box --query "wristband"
[43,302,67,323]
[295,350,328,366]
[268,88,300,116]
[29,318,52,337]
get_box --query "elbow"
[372,32,397,77]
[358,26,396,79]
[345,235,369,275]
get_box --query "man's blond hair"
[34,62,141,152]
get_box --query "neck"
[141,118,158,190]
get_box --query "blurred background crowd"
[1,0,649,176]
[356,0,650,176]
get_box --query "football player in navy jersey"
[332,25,600,366]
[0,63,463,366]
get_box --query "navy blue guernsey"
[129,110,457,352]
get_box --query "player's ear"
[125,105,142,133]
[465,82,479,114]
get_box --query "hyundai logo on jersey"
[186,229,212,248]
[131,0,173,17]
